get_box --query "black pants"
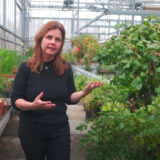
[18,119,70,160]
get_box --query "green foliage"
[0,49,22,74]
[74,75,131,114]
[77,95,160,160]
[62,50,76,64]
[83,81,110,113]
[74,74,87,91]
[74,75,108,115]
[25,47,33,57]
[0,77,13,98]
[96,16,160,107]
[71,34,100,67]
[23,47,34,60]
[74,16,160,159]
[0,77,7,97]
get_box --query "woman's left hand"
[83,81,104,96]
[70,81,104,103]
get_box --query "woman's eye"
[56,38,62,42]
[46,36,52,39]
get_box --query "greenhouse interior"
[1,0,160,159]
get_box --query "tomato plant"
[71,34,100,67]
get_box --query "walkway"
[0,104,86,160]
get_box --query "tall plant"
[96,16,160,108]
[76,16,160,160]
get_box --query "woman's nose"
[51,38,55,43]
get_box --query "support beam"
[77,0,79,34]
[30,1,106,6]
[75,10,108,34]
[0,25,23,41]
[108,9,160,16]
[3,0,6,47]
[84,25,115,28]
[30,17,140,24]
[29,1,107,11]
[0,37,23,46]
[78,32,116,35]
[28,5,106,12]
[14,0,17,50]
[71,9,74,36]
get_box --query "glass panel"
[0,0,3,25]
[6,0,14,32]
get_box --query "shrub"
[77,95,160,160]
[96,16,160,108]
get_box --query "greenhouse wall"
[0,0,25,53]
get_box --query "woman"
[11,21,103,160]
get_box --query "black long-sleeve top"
[11,61,77,124]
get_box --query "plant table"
[0,108,12,136]
[0,98,12,136]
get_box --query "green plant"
[62,50,76,64]
[0,49,22,74]
[83,81,108,113]
[74,75,87,91]
[77,95,160,160]
[25,47,33,57]
[71,34,100,67]
[0,77,13,97]
[75,16,160,160]
[74,75,130,114]
[96,16,160,108]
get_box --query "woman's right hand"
[32,92,56,109]
[15,92,56,111]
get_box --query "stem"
[152,61,156,72]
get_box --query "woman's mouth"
[48,47,56,51]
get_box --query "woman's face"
[41,28,62,61]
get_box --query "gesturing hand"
[83,81,104,96]
[32,92,56,109]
